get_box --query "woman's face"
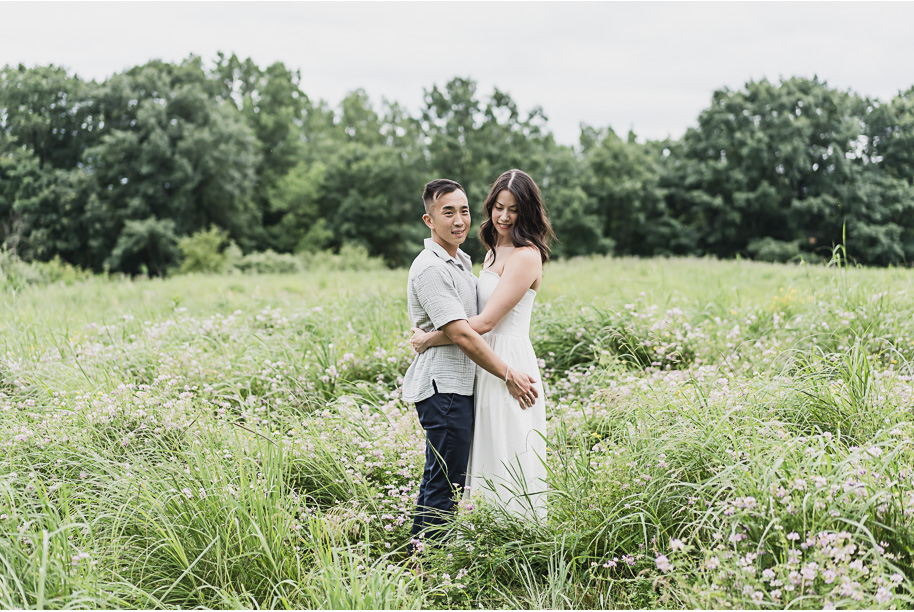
[491,190,519,242]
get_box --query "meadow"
[2,254,914,609]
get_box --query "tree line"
[2,53,914,274]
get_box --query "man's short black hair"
[423,179,466,214]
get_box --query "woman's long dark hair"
[479,169,555,265]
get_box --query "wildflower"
[71,552,90,566]
[800,563,818,581]
[410,538,425,554]
[875,587,892,605]
[734,496,757,509]
[839,579,861,598]
[670,538,685,551]
[655,554,672,572]
[786,531,800,541]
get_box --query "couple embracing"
[402,169,555,548]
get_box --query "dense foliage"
[3,55,914,272]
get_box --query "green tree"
[539,141,611,258]
[211,54,306,248]
[106,216,179,276]
[0,154,88,262]
[312,94,430,266]
[660,77,905,264]
[579,126,673,256]
[325,143,428,266]
[83,58,260,273]
[0,64,100,169]
[863,88,914,262]
[267,160,329,253]
[867,87,914,185]
[0,65,99,264]
[422,78,552,198]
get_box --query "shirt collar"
[424,238,473,272]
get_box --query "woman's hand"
[410,327,431,353]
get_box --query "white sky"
[4,1,914,145]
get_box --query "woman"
[410,169,555,520]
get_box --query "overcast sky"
[4,1,914,145]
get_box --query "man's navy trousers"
[410,381,475,541]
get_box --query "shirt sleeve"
[414,266,469,330]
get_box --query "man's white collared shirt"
[402,238,478,403]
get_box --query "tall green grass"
[3,256,914,608]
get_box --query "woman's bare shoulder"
[503,248,542,276]
[509,246,542,264]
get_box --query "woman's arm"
[410,327,450,352]
[471,248,542,334]
[410,248,542,353]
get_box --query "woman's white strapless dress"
[465,269,547,519]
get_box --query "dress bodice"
[477,269,537,337]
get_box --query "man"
[402,178,538,547]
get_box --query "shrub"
[176,226,234,274]
[0,249,90,290]
[301,244,386,272]
[747,237,812,263]
[234,250,304,274]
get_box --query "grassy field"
[2,255,914,609]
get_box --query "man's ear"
[422,213,433,229]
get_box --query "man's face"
[424,190,470,254]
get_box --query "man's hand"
[506,367,538,410]
[410,327,430,353]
